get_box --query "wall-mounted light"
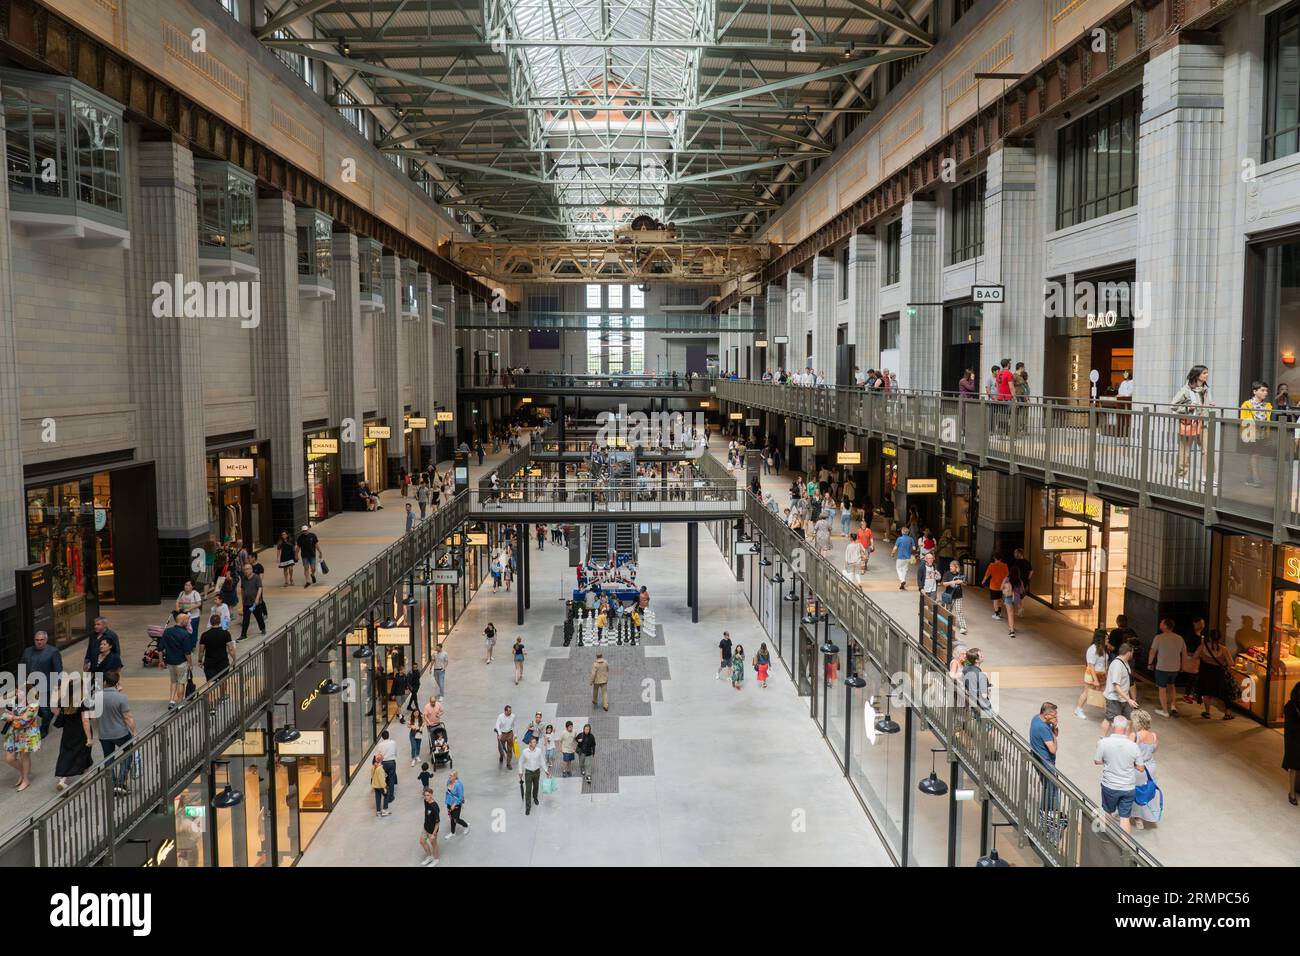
[1283,350,1296,367]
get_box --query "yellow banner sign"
[836,451,862,465]
[308,438,338,454]
[408,417,427,428]
[366,425,391,439]
[436,411,455,423]
[794,436,814,447]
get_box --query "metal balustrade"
[741,495,1160,867]
[459,372,712,392]
[0,494,471,867]
[469,478,742,518]
[529,438,707,458]
[716,380,1300,540]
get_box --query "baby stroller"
[430,725,452,770]
[142,617,169,667]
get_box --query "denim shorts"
[562,752,574,763]
[1154,669,1179,688]
[1100,785,1135,818]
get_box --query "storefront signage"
[466,532,488,546]
[836,451,862,465]
[1041,527,1090,552]
[744,418,760,427]
[1085,310,1131,331]
[971,284,1005,304]
[520,397,533,404]
[527,467,542,477]
[906,478,938,494]
[436,411,455,423]
[754,340,768,348]
[218,457,255,478]
[1058,493,1102,521]
[408,417,427,429]
[222,730,267,757]
[794,436,815,447]
[699,401,711,408]
[882,444,897,458]
[309,438,338,454]
[366,425,391,439]
[431,569,459,585]
[276,730,326,756]
[945,463,974,483]
[773,335,790,345]
[729,412,743,420]
[376,627,410,645]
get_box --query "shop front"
[291,654,347,850]
[1023,487,1129,630]
[878,441,898,522]
[24,461,159,646]
[937,462,977,557]
[1043,267,1137,401]
[363,422,390,491]
[304,428,343,522]
[207,443,272,556]
[1209,532,1300,726]
[1242,228,1300,394]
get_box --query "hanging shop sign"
[1058,493,1102,520]
[408,417,427,428]
[366,425,391,439]
[773,335,790,345]
[465,532,489,546]
[436,411,454,423]
[754,340,769,348]
[218,458,255,478]
[699,401,711,408]
[882,443,897,458]
[744,418,760,427]
[276,730,326,756]
[309,438,338,454]
[836,451,862,465]
[221,730,267,757]
[729,412,743,420]
[1041,526,1090,552]
[520,397,533,404]
[794,436,815,447]
[945,463,974,482]
[971,284,1005,304]
[906,478,938,494]
[431,569,459,585]
[376,627,410,645]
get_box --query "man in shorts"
[419,788,441,866]
[981,553,1009,620]
[558,720,578,777]
[1147,618,1187,718]
[1093,715,1145,834]
[1101,642,1139,736]
[159,611,194,710]
[295,525,322,587]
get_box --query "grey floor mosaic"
[539,625,669,794]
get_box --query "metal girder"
[695,48,926,109]
[449,239,771,283]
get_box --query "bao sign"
[972,284,1005,304]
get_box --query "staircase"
[614,523,637,558]
[589,523,610,560]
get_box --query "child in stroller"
[430,725,452,769]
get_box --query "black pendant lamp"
[977,824,1013,867]
[918,749,948,796]
[212,784,244,809]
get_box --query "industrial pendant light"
[212,784,244,809]
[273,725,301,744]
[352,643,374,659]
[977,824,1012,867]
[918,749,949,796]
[874,697,900,734]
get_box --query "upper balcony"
[2,69,128,249]
[358,237,384,312]
[295,207,334,300]
[196,160,257,278]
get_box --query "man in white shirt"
[1093,715,1145,833]
[376,729,399,804]
[854,366,866,388]
[1147,617,1187,718]
[494,705,517,769]
[1101,643,1138,736]
[518,737,548,814]
[210,595,231,632]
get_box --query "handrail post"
[1138,410,1152,509]
[1043,402,1056,485]
[1203,409,1218,527]
[1273,418,1290,542]
[1086,401,1099,494]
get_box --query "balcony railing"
[460,372,711,391]
[469,478,740,516]
[715,380,1300,539]
[742,493,1160,867]
[0,494,470,867]
[457,311,763,332]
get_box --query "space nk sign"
[971,285,1005,304]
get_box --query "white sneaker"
[1155,709,1169,718]
[1073,708,1087,719]
[421,857,439,866]
[443,832,453,840]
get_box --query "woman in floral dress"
[731,644,746,690]
[4,684,42,792]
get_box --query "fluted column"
[324,229,365,506]
[981,144,1041,379]
[786,271,809,371]
[811,254,836,383]
[900,199,939,390]
[254,197,307,532]
[432,282,458,458]
[848,232,878,370]
[378,253,405,485]
[413,270,437,469]
[765,282,787,374]
[128,141,208,591]
[0,101,26,627]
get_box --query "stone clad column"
[0,103,27,639]
[128,140,208,591]
[738,298,755,378]
[378,253,405,485]
[786,270,809,371]
[981,145,1041,374]
[1132,42,1225,405]
[432,281,458,458]
[323,229,364,507]
[899,199,939,391]
[848,232,878,371]
[765,282,786,370]
[811,255,836,383]
[253,196,307,532]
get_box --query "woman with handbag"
[1131,710,1162,829]
[1171,365,1212,481]
[1194,630,1237,720]
[1076,628,1112,718]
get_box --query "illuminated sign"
[1041,527,1089,552]
[527,467,542,476]
[143,838,175,868]
[794,436,815,447]
[773,335,790,345]
[906,478,938,494]
[521,397,533,404]
[408,417,427,428]
[744,418,760,427]
[309,438,338,454]
[729,412,743,420]
[431,569,459,585]
[945,463,973,482]
[466,532,488,546]
[218,458,255,478]
[366,425,391,439]
[183,805,206,819]
[836,451,862,465]
[376,627,410,645]
[754,340,769,348]
[277,730,326,756]
[299,676,333,712]
[436,411,455,423]
[1058,494,1102,520]
[882,444,897,458]
[699,401,711,408]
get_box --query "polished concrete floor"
[299,520,894,867]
